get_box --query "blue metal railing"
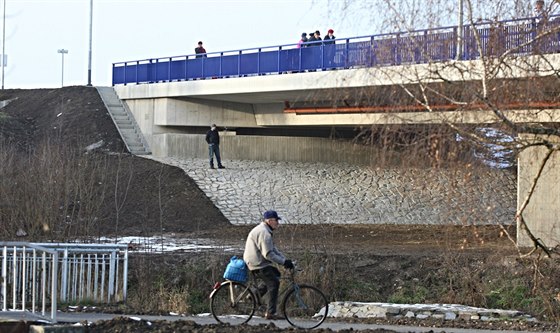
[112,14,560,86]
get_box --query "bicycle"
[209,264,328,329]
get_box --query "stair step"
[97,86,151,155]
[125,134,141,138]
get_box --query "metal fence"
[1,243,58,321]
[112,14,560,85]
[1,242,128,323]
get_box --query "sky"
[1,0,372,89]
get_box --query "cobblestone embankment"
[146,157,516,226]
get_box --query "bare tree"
[326,0,560,255]
[113,154,134,236]
[0,136,113,240]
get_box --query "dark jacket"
[309,36,322,47]
[195,46,207,58]
[206,128,220,145]
[308,35,317,46]
[323,34,336,45]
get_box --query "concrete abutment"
[517,134,560,248]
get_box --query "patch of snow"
[85,140,105,152]
[92,235,241,253]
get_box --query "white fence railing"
[1,242,128,323]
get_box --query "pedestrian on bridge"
[195,41,207,58]
[205,124,225,169]
[323,29,336,69]
[297,32,308,48]
[308,31,317,45]
[309,30,322,46]
[323,29,335,44]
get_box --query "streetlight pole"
[57,49,68,87]
[87,0,92,86]
[2,0,6,90]
[456,0,464,60]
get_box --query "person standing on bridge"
[307,31,321,71]
[195,41,207,58]
[323,29,336,69]
[244,210,294,320]
[205,124,225,169]
[533,0,550,54]
[535,0,546,18]
[323,29,335,44]
[309,30,322,46]
[297,32,308,48]
[308,31,317,45]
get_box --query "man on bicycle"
[243,210,294,320]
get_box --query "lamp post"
[2,0,6,90]
[87,0,92,86]
[57,49,68,87]
[456,0,464,60]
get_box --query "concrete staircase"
[96,86,150,155]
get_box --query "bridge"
[109,14,560,249]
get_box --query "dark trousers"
[208,144,223,167]
[252,266,280,315]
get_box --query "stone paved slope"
[146,156,516,226]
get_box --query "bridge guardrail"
[113,14,560,86]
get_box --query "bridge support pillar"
[517,134,560,248]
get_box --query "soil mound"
[0,86,230,238]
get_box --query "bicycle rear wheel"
[210,281,256,325]
[282,284,328,329]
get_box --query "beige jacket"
[243,222,286,270]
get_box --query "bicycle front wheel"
[282,284,328,329]
[210,281,256,325]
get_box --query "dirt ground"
[1,86,558,332]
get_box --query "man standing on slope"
[205,124,225,169]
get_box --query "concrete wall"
[153,98,257,127]
[152,133,386,165]
[125,97,258,151]
[517,134,560,248]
